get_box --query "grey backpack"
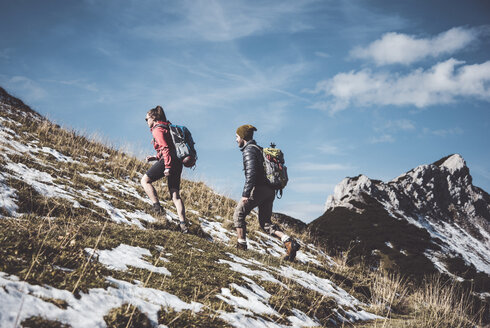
[156,124,197,168]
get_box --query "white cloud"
[350,27,479,65]
[375,119,415,133]
[423,127,463,137]
[132,0,315,42]
[312,58,490,113]
[258,103,288,133]
[387,119,415,131]
[0,48,13,60]
[371,120,414,143]
[165,61,307,112]
[314,51,330,58]
[43,79,99,92]
[318,143,341,155]
[0,76,47,102]
[370,134,395,144]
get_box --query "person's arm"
[152,126,173,169]
[242,147,258,198]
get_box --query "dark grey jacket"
[240,140,267,197]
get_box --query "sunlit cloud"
[350,27,480,65]
[311,58,490,113]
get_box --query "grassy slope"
[0,88,485,327]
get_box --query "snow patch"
[218,276,321,327]
[199,217,232,243]
[85,244,171,276]
[4,162,81,208]
[217,277,277,315]
[218,253,285,286]
[0,272,201,328]
[0,173,19,216]
[440,154,465,174]
[277,265,360,308]
[40,147,78,163]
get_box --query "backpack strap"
[154,123,168,129]
[250,144,266,163]
[249,144,263,155]
[151,123,168,144]
[276,189,283,199]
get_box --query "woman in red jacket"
[141,105,188,233]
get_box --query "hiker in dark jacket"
[234,124,300,261]
[141,105,188,233]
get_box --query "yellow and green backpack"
[253,143,288,198]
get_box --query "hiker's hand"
[146,156,157,162]
[164,168,170,176]
[241,197,249,204]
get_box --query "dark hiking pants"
[233,185,280,235]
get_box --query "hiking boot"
[151,203,166,216]
[283,238,300,261]
[179,222,189,234]
[236,242,247,250]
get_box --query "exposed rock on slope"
[310,154,490,292]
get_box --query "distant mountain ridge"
[310,154,490,292]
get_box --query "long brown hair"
[147,105,167,122]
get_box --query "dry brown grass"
[369,272,409,317]
[356,274,484,328]
[405,275,484,328]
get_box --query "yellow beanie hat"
[236,124,257,140]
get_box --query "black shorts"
[146,159,183,191]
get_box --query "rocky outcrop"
[319,154,490,277]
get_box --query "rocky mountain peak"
[326,154,477,214]
[323,154,490,275]
[430,153,471,184]
[436,153,466,173]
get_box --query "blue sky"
[1,0,489,222]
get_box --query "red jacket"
[151,121,176,169]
